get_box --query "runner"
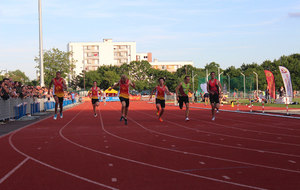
[88,81,102,117]
[175,76,192,121]
[149,77,172,122]
[48,71,67,120]
[109,75,135,125]
[207,72,222,121]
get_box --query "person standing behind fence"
[48,71,67,120]
[207,72,222,121]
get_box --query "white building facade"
[150,59,194,73]
[68,39,136,76]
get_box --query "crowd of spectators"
[0,78,77,101]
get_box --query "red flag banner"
[264,70,276,99]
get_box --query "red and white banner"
[264,70,276,99]
[279,66,293,97]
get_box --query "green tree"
[7,70,30,83]
[35,48,76,86]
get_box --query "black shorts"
[92,99,99,105]
[209,93,220,104]
[54,95,64,103]
[119,97,129,108]
[178,96,189,109]
[156,99,165,108]
[204,93,209,98]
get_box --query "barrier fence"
[0,97,78,121]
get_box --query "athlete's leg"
[54,96,59,114]
[93,104,96,114]
[156,103,160,115]
[185,102,190,120]
[121,101,126,117]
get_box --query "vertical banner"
[279,66,293,97]
[264,70,276,99]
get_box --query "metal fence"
[0,97,79,121]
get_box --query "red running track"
[0,101,300,190]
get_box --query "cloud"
[288,12,300,17]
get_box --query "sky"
[1,0,300,80]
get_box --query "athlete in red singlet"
[109,75,135,125]
[48,71,67,120]
[88,81,102,117]
[207,72,222,121]
[149,77,172,122]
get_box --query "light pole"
[226,74,230,95]
[38,0,44,87]
[192,70,198,93]
[253,71,258,97]
[241,72,245,98]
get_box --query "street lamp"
[253,71,258,97]
[192,70,198,93]
[240,72,245,98]
[226,74,230,96]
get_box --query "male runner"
[207,72,222,121]
[109,75,135,125]
[149,77,172,122]
[88,81,102,117]
[175,76,192,121]
[48,71,67,120]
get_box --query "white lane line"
[108,163,114,167]
[288,160,296,164]
[9,108,119,190]
[106,105,300,174]
[134,111,300,158]
[56,108,267,190]
[222,176,231,180]
[199,162,206,165]
[0,157,29,184]
[111,178,117,182]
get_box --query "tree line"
[1,48,299,92]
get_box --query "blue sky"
[1,0,300,79]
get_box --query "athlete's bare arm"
[62,79,67,90]
[149,87,156,100]
[165,86,172,95]
[48,79,54,95]
[175,82,182,100]
[130,81,136,89]
[109,82,120,90]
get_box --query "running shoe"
[216,110,219,113]
[185,117,190,121]
[94,113,97,117]
[159,117,163,122]
[53,114,57,120]
[60,112,63,119]
[212,116,215,121]
[124,118,128,125]
[120,116,124,121]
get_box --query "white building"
[68,39,136,76]
[136,52,152,62]
[150,59,194,72]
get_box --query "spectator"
[278,86,285,97]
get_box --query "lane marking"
[222,176,231,180]
[199,162,206,165]
[288,160,296,164]
[108,163,114,167]
[9,106,119,190]
[0,157,29,184]
[111,178,117,182]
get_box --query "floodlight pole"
[38,0,44,87]
[226,74,230,95]
[192,70,198,93]
[253,71,258,97]
[241,72,245,98]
